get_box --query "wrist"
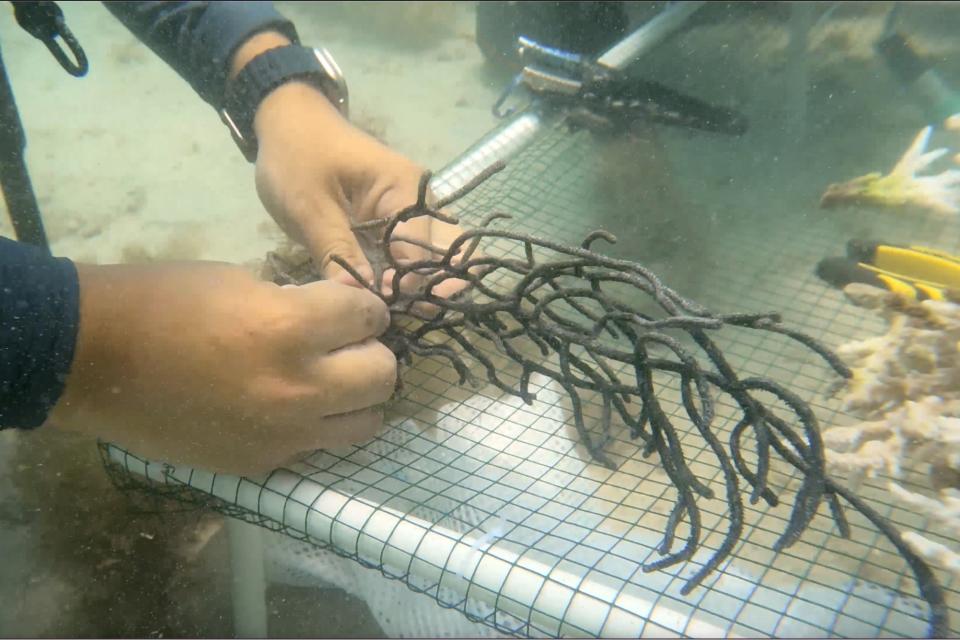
[48,263,129,428]
[253,80,349,143]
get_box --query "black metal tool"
[493,36,747,137]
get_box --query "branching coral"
[832,283,960,415]
[821,119,960,215]
[826,282,960,591]
[260,166,948,636]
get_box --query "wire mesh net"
[101,117,959,638]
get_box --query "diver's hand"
[252,81,466,297]
[46,261,397,475]
[228,30,465,294]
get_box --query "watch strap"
[221,44,345,162]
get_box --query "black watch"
[220,44,349,162]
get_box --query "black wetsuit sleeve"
[0,238,80,429]
[102,1,300,110]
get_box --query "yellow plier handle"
[816,240,960,301]
[847,240,960,288]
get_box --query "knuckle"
[318,238,362,272]
[259,294,309,342]
[231,289,300,350]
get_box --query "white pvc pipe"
[431,111,542,202]
[104,447,723,637]
[102,426,931,635]
[597,1,706,70]
[431,2,706,203]
[227,518,269,637]
[253,469,682,637]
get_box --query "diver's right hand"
[46,261,397,475]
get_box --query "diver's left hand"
[252,81,466,298]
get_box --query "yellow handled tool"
[846,240,960,288]
[816,240,960,301]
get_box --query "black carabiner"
[11,1,88,77]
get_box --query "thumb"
[300,201,375,287]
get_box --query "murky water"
[2,2,960,637]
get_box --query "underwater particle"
[820,126,960,215]
[124,186,147,215]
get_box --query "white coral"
[826,287,960,578]
[822,397,957,483]
[890,484,960,580]
[888,126,960,215]
[833,285,960,417]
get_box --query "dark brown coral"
[261,163,947,636]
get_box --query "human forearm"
[47,262,182,434]
[103,1,298,110]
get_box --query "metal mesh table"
[101,114,959,638]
